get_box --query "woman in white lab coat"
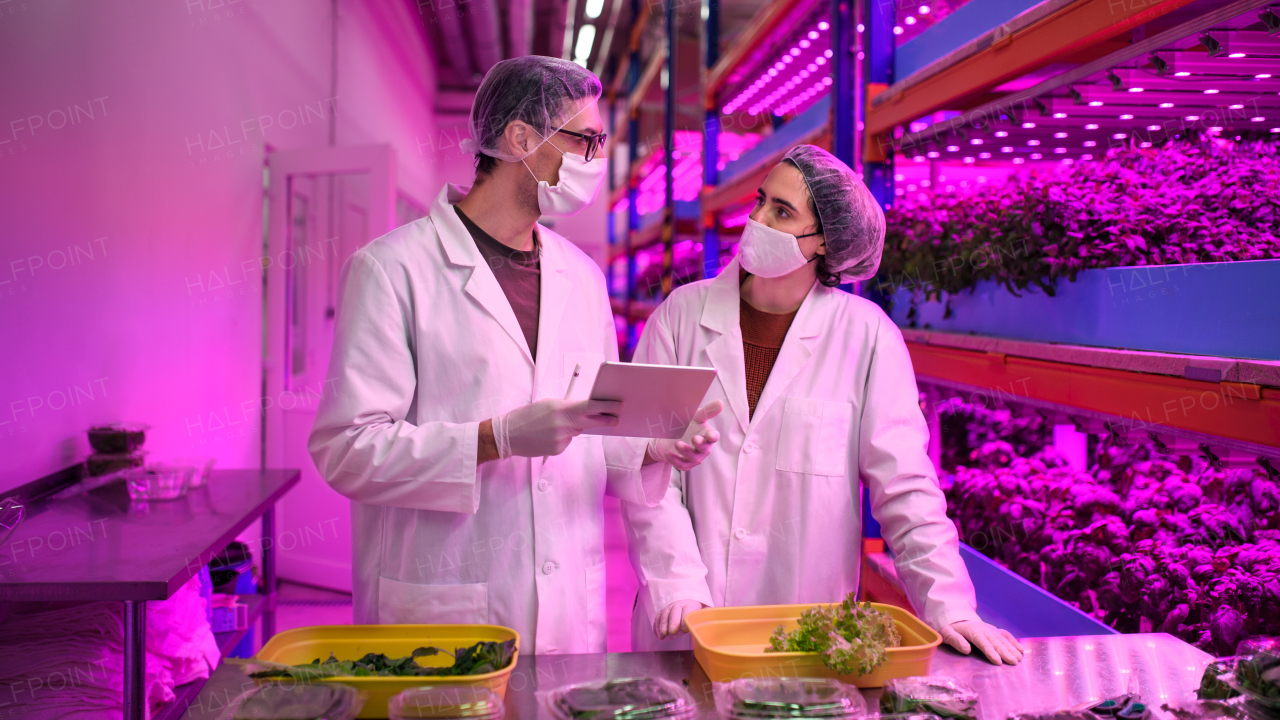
[621,145,1026,664]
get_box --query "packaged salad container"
[221,682,364,720]
[712,677,866,719]
[389,685,504,720]
[880,676,979,720]
[544,677,697,720]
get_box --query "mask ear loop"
[794,230,824,264]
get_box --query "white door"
[265,146,395,592]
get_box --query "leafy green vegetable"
[248,640,516,680]
[1198,659,1241,700]
[765,593,900,675]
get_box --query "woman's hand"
[654,599,707,639]
[941,619,1027,665]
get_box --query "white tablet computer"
[582,361,718,439]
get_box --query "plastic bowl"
[170,457,216,487]
[126,465,192,501]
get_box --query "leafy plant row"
[936,397,1280,656]
[877,141,1280,308]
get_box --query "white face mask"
[523,141,608,217]
[738,217,821,278]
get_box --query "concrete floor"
[263,496,641,652]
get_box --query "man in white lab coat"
[308,56,718,655]
[622,145,1026,664]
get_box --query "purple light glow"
[808,30,819,39]
[1088,101,1104,107]
[818,21,830,30]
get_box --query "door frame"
[264,145,396,468]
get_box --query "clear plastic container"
[170,456,216,487]
[389,686,504,720]
[880,677,978,720]
[1230,638,1280,710]
[545,678,698,720]
[87,423,149,454]
[222,681,364,720]
[126,465,192,501]
[713,677,866,719]
[87,451,146,477]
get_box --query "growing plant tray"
[685,602,942,688]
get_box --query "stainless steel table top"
[179,632,1212,719]
[0,469,299,601]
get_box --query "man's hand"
[491,399,622,459]
[941,619,1026,665]
[654,599,706,640]
[644,400,724,470]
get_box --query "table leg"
[122,600,146,720]
[262,506,277,641]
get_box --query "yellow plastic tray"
[685,602,941,688]
[252,624,520,719]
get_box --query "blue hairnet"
[465,56,602,163]
[782,145,886,282]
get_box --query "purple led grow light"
[721,22,833,117]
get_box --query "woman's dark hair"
[784,158,841,288]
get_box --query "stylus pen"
[564,363,582,399]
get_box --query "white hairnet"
[782,145,886,282]
[463,56,603,163]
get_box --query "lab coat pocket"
[775,397,853,476]
[562,352,605,400]
[584,561,607,649]
[377,577,488,625]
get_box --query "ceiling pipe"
[508,0,534,58]
[436,9,476,82]
[469,0,505,75]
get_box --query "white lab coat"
[309,183,668,655]
[623,257,980,651]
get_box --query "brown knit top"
[740,298,798,418]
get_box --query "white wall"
[0,0,434,493]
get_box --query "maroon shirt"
[455,206,542,360]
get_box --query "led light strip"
[722,22,830,116]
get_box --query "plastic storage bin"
[253,624,520,720]
[685,602,942,688]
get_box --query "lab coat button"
[734,528,748,539]
[743,444,757,454]
[542,561,557,575]
[538,480,550,492]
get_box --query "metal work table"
[0,468,301,720]
[178,632,1211,720]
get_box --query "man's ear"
[505,120,534,158]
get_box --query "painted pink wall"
[0,0,435,493]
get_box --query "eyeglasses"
[556,128,608,162]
